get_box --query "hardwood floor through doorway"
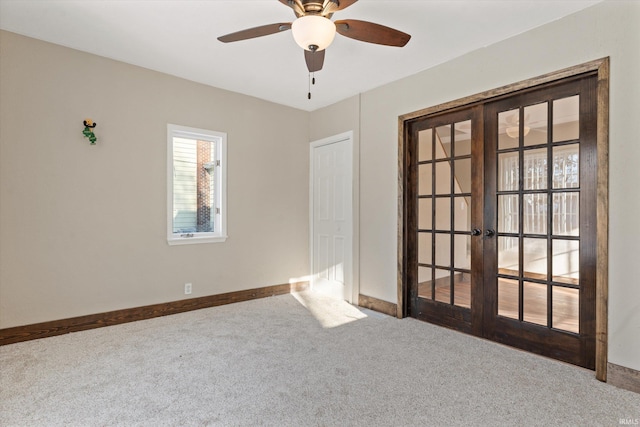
[418,275,579,333]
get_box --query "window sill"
[167,235,228,246]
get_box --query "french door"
[407,106,482,335]
[404,74,597,369]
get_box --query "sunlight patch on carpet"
[292,290,367,328]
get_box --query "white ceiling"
[0,0,603,112]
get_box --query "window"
[167,124,227,245]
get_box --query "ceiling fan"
[499,113,547,139]
[217,0,411,74]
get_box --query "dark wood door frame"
[398,58,609,381]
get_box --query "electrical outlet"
[184,283,192,295]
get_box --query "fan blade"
[218,23,292,43]
[305,49,325,72]
[278,0,305,17]
[335,19,411,47]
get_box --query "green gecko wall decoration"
[83,119,97,144]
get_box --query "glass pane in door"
[498,237,519,275]
[552,286,579,333]
[435,198,451,230]
[436,125,452,158]
[523,148,548,190]
[498,109,519,150]
[418,198,432,230]
[498,195,519,233]
[434,269,451,303]
[454,120,472,156]
[523,281,547,326]
[523,194,547,235]
[454,272,471,308]
[418,267,433,299]
[498,152,519,191]
[552,239,579,284]
[553,193,579,236]
[418,232,432,265]
[418,164,432,195]
[454,158,471,193]
[454,234,471,269]
[524,102,548,147]
[498,278,519,319]
[435,234,451,267]
[553,144,579,189]
[552,96,579,142]
[453,197,471,231]
[435,162,451,194]
[419,129,433,161]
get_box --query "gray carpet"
[1,290,638,426]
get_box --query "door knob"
[485,229,496,237]
[471,228,482,236]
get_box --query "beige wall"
[0,31,310,328]
[312,1,640,371]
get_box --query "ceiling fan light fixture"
[291,15,336,51]
[505,125,531,138]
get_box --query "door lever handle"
[485,229,496,237]
[471,228,482,236]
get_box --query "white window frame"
[167,124,227,245]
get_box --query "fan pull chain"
[308,72,316,100]
[307,72,316,99]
